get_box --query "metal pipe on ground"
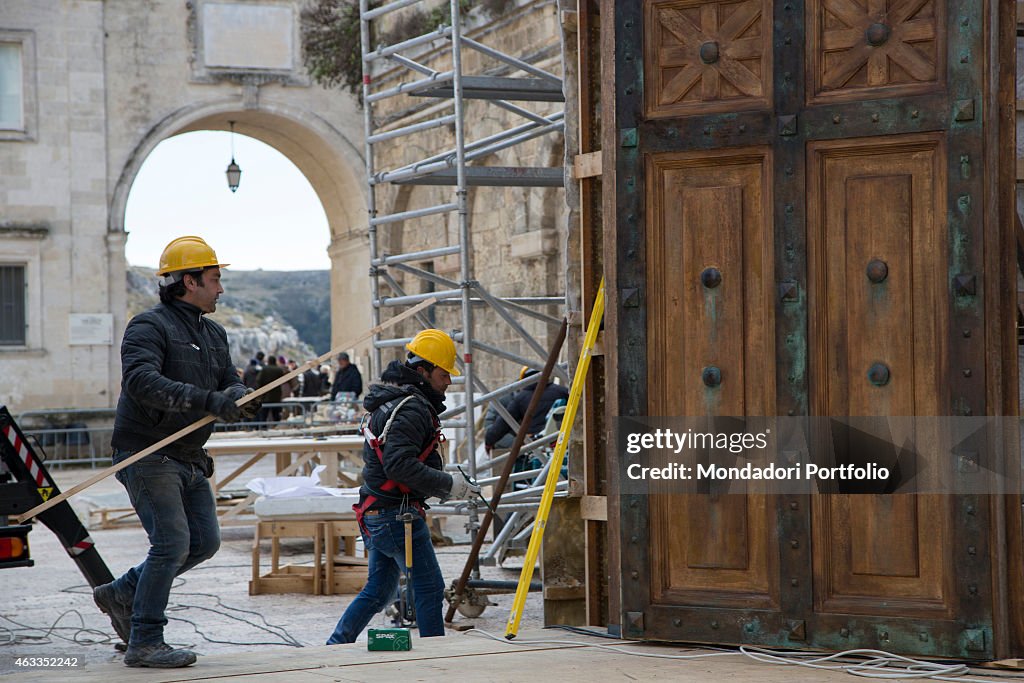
[466,578,541,591]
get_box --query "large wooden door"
[605,0,1023,658]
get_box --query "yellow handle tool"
[504,278,605,639]
[403,512,413,570]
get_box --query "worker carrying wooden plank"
[93,236,261,669]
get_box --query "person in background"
[278,356,294,400]
[94,236,260,668]
[242,356,261,389]
[256,355,286,424]
[330,352,363,400]
[320,364,332,395]
[277,358,300,419]
[286,359,300,399]
[301,361,321,397]
[483,392,517,451]
[484,367,569,450]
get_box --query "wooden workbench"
[205,434,366,522]
[88,435,367,528]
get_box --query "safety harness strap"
[353,394,442,534]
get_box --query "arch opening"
[111,105,371,371]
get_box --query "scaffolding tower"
[358,0,568,490]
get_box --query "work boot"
[124,642,197,668]
[93,583,131,644]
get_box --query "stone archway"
[106,102,370,397]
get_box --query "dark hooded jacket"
[331,363,363,399]
[358,361,454,510]
[112,299,245,462]
[484,381,569,448]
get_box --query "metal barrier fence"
[12,400,561,568]
[16,399,364,469]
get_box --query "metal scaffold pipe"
[449,0,480,562]
[372,245,461,267]
[362,0,421,20]
[360,0,381,377]
[364,24,453,63]
[360,0,567,583]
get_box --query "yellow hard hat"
[519,365,531,381]
[156,236,229,277]
[406,329,461,376]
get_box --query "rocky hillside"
[127,266,331,367]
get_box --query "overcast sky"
[124,131,332,271]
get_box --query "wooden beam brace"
[573,151,602,179]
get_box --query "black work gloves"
[238,387,262,420]
[206,391,241,423]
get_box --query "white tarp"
[246,465,359,498]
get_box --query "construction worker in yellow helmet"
[327,328,479,644]
[486,362,567,450]
[96,236,260,668]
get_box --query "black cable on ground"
[59,581,305,649]
[0,611,114,647]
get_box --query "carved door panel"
[806,134,969,651]
[646,150,779,631]
[609,0,1017,658]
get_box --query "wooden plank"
[573,150,602,178]
[543,498,587,625]
[604,0,637,640]
[990,0,1022,655]
[590,330,605,357]
[580,495,607,521]
[544,584,587,600]
[17,299,437,524]
[577,0,607,630]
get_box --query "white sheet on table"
[246,465,360,498]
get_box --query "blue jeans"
[327,509,445,644]
[108,449,221,646]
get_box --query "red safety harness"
[352,395,443,535]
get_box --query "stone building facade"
[0,0,568,413]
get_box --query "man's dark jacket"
[242,361,261,389]
[112,299,245,462]
[301,368,321,397]
[257,363,286,403]
[331,363,363,399]
[485,381,569,448]
[359,361,453,510]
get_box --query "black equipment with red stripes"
[0,404,114,585]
